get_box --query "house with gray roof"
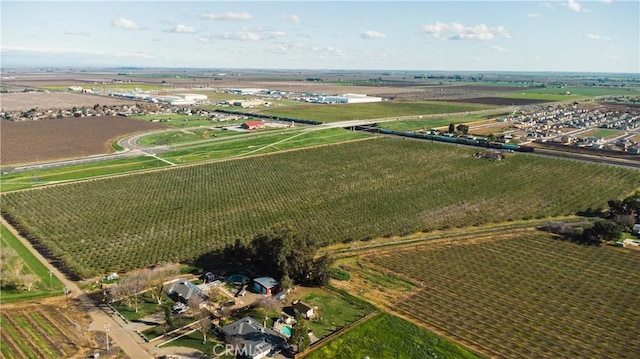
[222,316,286,359]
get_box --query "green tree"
[288,312,310,352]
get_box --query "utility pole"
[105,324,110,352]
[49,271,53,291]
[64,287,71,308]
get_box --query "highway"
[7,105,638,174]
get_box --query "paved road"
[1,217,154,359]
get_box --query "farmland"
[0,300,100,359]
[365,232,640,358]
[244,101,495,123]
[0,92,135,112]
[305,312,481,359]
[0,116,168,166]
[2,138,639,279]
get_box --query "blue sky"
[1,0,638,73]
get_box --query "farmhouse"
[166,279,207,303]
[241,121,265,130]
[292,300,316,319]
[222,316,286,359]
[253,277,279,295]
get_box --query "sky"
[1,0,639,73]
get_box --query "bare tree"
[188,295,212,344]
[146,263,179,305]
[111,269,146,312]
[23,274,39,291]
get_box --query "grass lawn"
[294,287,372,338]
[305,312,481,359]
[246,101,495,123]
[159,128,372,164]
[0,225,64,303]
[111,292,173,322]
[0,156,171,193]
[580,128,624,139]
[137,127,248,147]
[164,330,233,358]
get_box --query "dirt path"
[1,217,154,359]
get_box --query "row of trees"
[542,192,640,245]
[108,263,179,312]
[223,224,333,288]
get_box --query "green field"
[580,128,624,139]
[503,86,640,98]
[0,225,63,303]
[368,232,640,358]
[0,157,171,192]
[246,101,495,123]
[306,312,481,359]
[2,138,638,279]
[374,112,504,132]
[297,288,372,338]
[137,127,248,147]
[157,128,372,164]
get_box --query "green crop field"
[367,232,640,358]
[246,101,495,123]
[1,138,639,279]
[0,225,63,303]
[306,312,481,359]
[502,86,639,98]
[0,157,171,192]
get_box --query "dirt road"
[1,217,154,359]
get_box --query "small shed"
[253,277,279,295]
[293,300,315,319]
[632,224,640,235]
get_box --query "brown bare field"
[0,92,136,112]
[1,116,168,166]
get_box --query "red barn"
[241,121,265,130]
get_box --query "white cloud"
[491,46,509,52]
[64,30,89,36]
[167,24,196,34]
[361,30,387,39]
[543,3,554,9]
[268,31,287,39]
[527,13,540,18]
[420,22,510,41]
[586,33,610,40]
[217,31,263,41]
[112,17,143,30]
[198,36,212,43]
[567,0,582,12]
[201,12,252,20]
[311,46,345,56]
[602,0,613,4]
[282,14,301,23]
